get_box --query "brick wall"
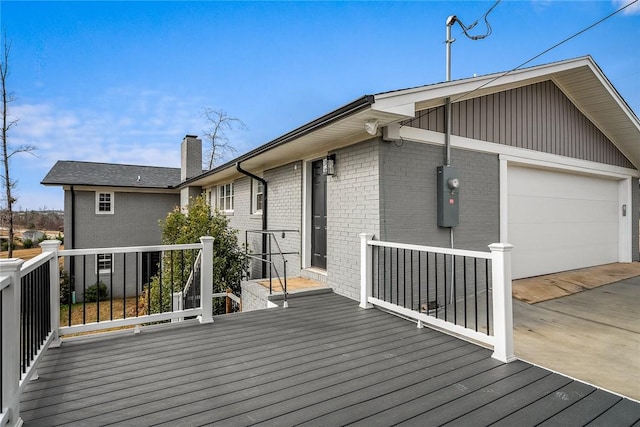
[326,139,381,300]
[225,176,263,277]
[224,161,303,280]
[379,140,500,251]
[264,161,303,278]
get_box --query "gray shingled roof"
[41,160,182,189]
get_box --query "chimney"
[181,135,202,181]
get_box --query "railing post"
[1,259,25,427]
[488,243,516,363]
[40,240,62,348]
[171,292,183,323]
[198,236,214,324]
[359,233,374,309]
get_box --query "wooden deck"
[20,292,640,426]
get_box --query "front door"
[311,159,327,269]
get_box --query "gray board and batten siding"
[405,79,634,169]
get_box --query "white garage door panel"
[509,196,619,224]
[509,168,618,200]
[508,166,620,279]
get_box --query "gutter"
[181,95,375,187]
[236,161,268,278]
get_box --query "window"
[96,192,114,214]
[252,179,264,214]
[218,183,234,212]
[97,253,113,275]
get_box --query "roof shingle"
[41,160,182,189]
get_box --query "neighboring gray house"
[43,56,640,304]
[41,158,185,300]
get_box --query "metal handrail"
[245,229,299,308]
[182,250,202,296]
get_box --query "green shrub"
[85,281,109,302]
[148,195,248,315]
[60,270,70,305]
[22,239,34,249]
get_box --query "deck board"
[20,292,640,426]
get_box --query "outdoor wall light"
[324,154,336,176]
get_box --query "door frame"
[302,157,329,271]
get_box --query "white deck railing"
[0,236,216,427]
[359,233,515,363]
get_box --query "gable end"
[404,80,633,168]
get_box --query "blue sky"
[2,0,639,210]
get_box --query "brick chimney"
[181,135,202,181]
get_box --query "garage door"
[508,166,620,279]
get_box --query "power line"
[449,0,501,41]
[451,0,638,103]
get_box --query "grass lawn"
[60,296,148,327]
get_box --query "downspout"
[70,186,76,299]
[236,161,268,278]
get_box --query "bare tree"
[1,36,36,256]
[202,107,245,170]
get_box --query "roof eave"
[180,95,377,187]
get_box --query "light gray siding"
[379,141,500,251]
[327,140,381,300]
[64,189,179,300]
[406,80,634,169]
[70,191,179,249]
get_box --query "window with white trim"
[97,253,113,275]
[95,192,114,214]
[252,179,264,214]
[217,183,234,212]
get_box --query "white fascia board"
[373,57,596,113]
[370,101,416,117]
[582,58,640,132]
[62,185,179,194]
[395,126,640,179]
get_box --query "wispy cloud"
[9,88,219,209]
[11,89,211,169]
[613,0,640,15]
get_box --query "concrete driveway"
[513,275,640,401]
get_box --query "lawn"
[59,296,147,327]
